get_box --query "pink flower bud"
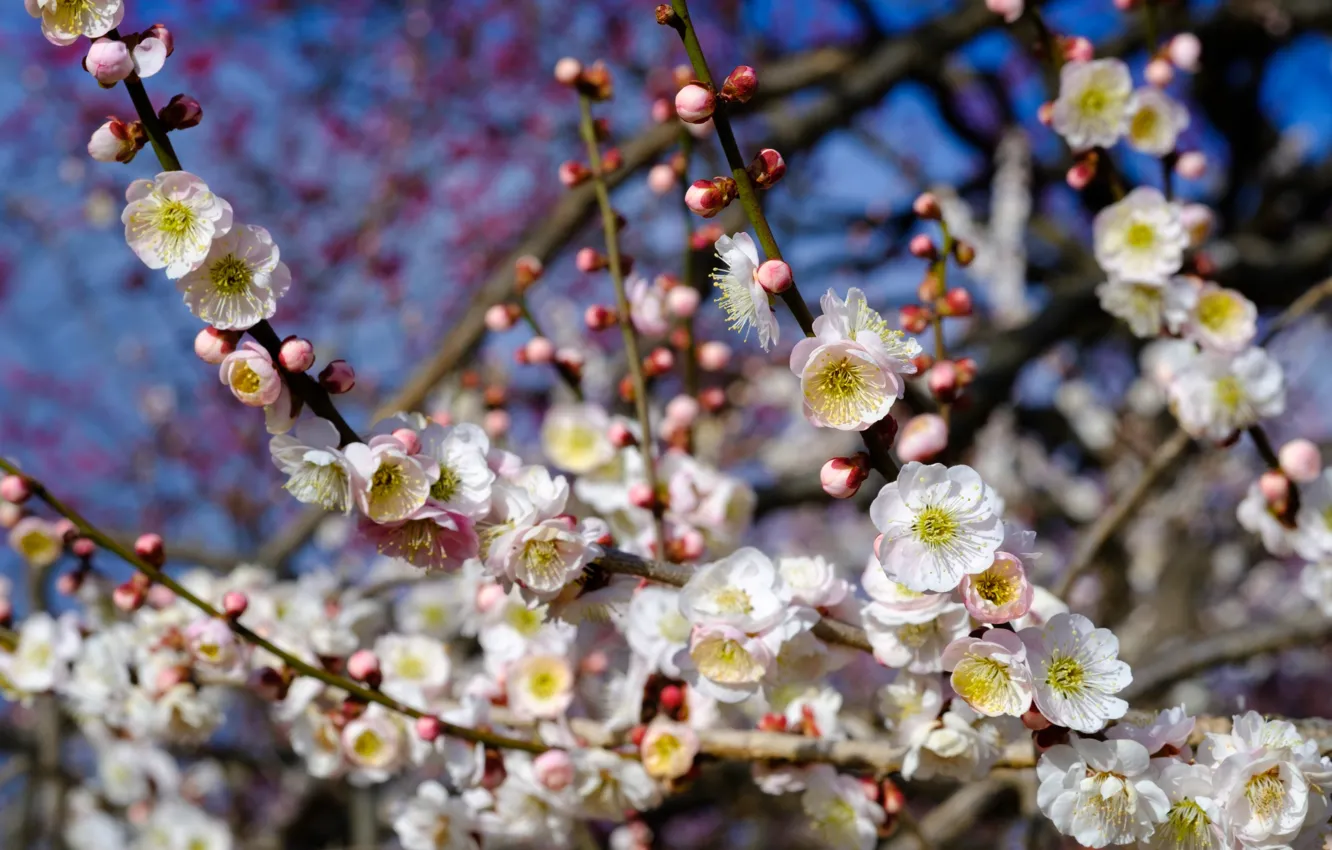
[720,65,758,103]
[608,421,637,448]
[143,22,174,56]
[651,97,673,124]
[347,649,381,684]
[1168,33,1201,73]
[1175,151,1207,180]
[56,571,83,595]
[752,260,790,296]
[135,533,165,567]
[554,348,584,376]
[146,584,175,608]
[1037,102,1054,126]
[584,304,618,330]
[673,528,703,562]
[1066,160,1096,190]
[484,303,517,332]
[70,537,95,559]
[159,94,202,131]
[390,428,421,455]
[1144,58,1174,87]
[222,591,249,618]
[525,336,555,365]
[684,178,735,218]
[318,360,356,394]
[88,117,143,163]
[534,749,576,791]
[644,347,675,376]
[943,288,973,317]
[553,57,583,86]
[113,581,145,612]
[747,149,786,189]
[898,305,930,334]
[909,234,937,260]
[558,160,590,188]
[415,715,443,742]
[53,518,76,540]
[1279,439,1322,484]
[1259,470,1290,508]
[1062,36,1094,64]
[278,336,316,372]
[897,413,948,462]
[1022,706,1052,731]
[666,394,700,425]
[647,163,678,195]
[514,255,544,292]
[475,582,507,613]
[628,482,656,510]
[912,192,942,220]
[576,247,607,272]
[928,361,959,401]
[483,409,511,439]
[674,83,715,124]
[0,475,31,505]
[697,340,732,372]
[985,0,1024,23]
[85,38,134,86]
[820,454,870,500]
[1179,203,1214,246]
[194,327,239,364]
[699,386,726,412]
[666,285,700,318]
[1113,0,1138,9]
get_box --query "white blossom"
[1125,87,1190,156]
[1093,187,1186,284]
[902,702,1019,781]
[878,672,944,747]
[711,232,779,351]
[27,0,123,46]
[1035,737,1168,847]
[122,171,234,279]
[1168,347,1285,441]
[941,628,1034,717]
[863,601,970,673]
[270,418,354,513]
[393,781,482,850]
[177,224,291,330]
[346,435,439,523]
[541,403,617,475]
[1051,58,1133,150]
[1169,281,1257,353]
[376,632,452,705]
[800,765,885,850]
[1020,612,1131,733]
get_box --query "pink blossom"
[959,553,1034,623]
[220,341,283,407]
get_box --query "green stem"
[932,221,954,426]
[577,95,669,556]
[0,457,546,756]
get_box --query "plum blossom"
[541,403,617,475]
[392,781,482,850]
[346,436,439,523]
[219,341,283,407]
[941,628,1034,717]
[177,224,291,330]
[800,765,885,850]
[1168,347,1285,441]
[958,552,1033,623]
[901,702,1020,781]
[862,601,970,673]
[639,717,699,780]
[1020,612,1131,733]
[1036,737,1169,847]
[1093,187,1187,284]
[270,418,354,513]
[1169,281,1257,353]
[28,0,124,46]
[711,232,779,351]
[1125,87,1190,156]
[122,171,233,279]
[1051,58,1133,150]
[507,653,575,719]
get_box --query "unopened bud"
[1062,36,1094,63]
[655,5,678,26]
[113,582,145,612]
[278,336,316,372]
[143,22,173,55]
[928,360,958,401]
[756,259,792,295]
[667,285,700,318]
[699,386,726,412]
[484,303,519,332]
[347,649,381,685]
[899,305,931,334]
[608,421,637,448]
[821,454,870,500]
[194,327,240,364]
[952,240,976,267]
[912,192,942,220]
[628,482,657,510]
[1279,439,1322,484]
[483,409,511,439]
[665,394,700,426]
[576,247,608,272]
[908,234,936,260]
[318,360,356,394]
[747,148,786,189]
[1037,102,1054,126]
[524,336,555,365]
[391,428,421,455]
[720,65,758,103]
[580,61,613,100]
[1168,33,1201,73]
[985,0,1024,23]
[674,83,715,124]
[1260,470,1290,510]
[56,571,84,595]
[159,94,203,131]
[134,533,165,567]
[0,475,31,505]
[222,591,249,618]
[88,117,146,163]
[659,683,684,711]
[644,347,675,376]
[70,537,95,559]
[534,749,576,790]
[584,304,618,330]
[416,715,443,742]
[917,271,944,303]
[698,340,732,372]
[1175,151,1206,180]
[882,778,906,814]
[648,163,678,195]
[1066,159,1096,190]
[558,160,591,188]
[896,413,948,463]
[553,57,583,86]
[943,288,973,317]
[684,177,736,218]
[84,38,134,86]
[600,147,622,174]
[514,255,544,292]
[1144,57,1174,88]
[1022,706,1052,731]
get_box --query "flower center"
[1196,291,1238,332]
[505,603,543,636]
[712,587,753,615]
[230,362,263,395]
[1078,87,1108,116]
[952,655,1011,712]
[973,568,1020,606]
[396,654,427,680]
[372,463,404,495]
[16,530,59,564]
[1164,799,1214,849]
[912,506,959,547]
[529,669,561,700]
[352,729,383,760]
[521,539,564,584]
[1044,654,1085,696]
[1213,376,1245,412]
[286,462,349,511]
[155,200,197,237]
[809,357,878,426]
[1129,106,1159,141]
[1124,221,1156,250]
[895,621,935,649]
[432,818,453,847]
[209,254,253,295]
[430,463,461,502]
[1078,771,1134,835]
[693,637,763,683]
[1127,283,1163,313]
[1245,767,1285,822]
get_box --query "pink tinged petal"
[940,636,979,671]
[132,37,168,77]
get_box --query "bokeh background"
[3,0,1332,843]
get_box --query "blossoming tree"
[5,0,1332,848]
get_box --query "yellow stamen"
[913,506,959,547]
[1044,654,1085,697]
[230,362,262,395]
[209,254,253,295]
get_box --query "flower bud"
[917,271,944,303]
[534,749,576,791]
[667,285,700,318]
[908,234,936,260]
[628,482,657,510]
[56,571,84,595]
[53,519,77,541]
[159,94,203,131]
[415,715,443,742]
[554,347,584,377]
[135,532,165,567]
[85,38,134,86]
[665,394,700,426]
[677,528,706,561]
[222,591,249,618]
[1168,33,1201,72]
[278,336,316,372]
[483,409,511,439]
[898,305,931,334]
[524,336,555,365]
[484,303,518,332]
[698,340,732,372]
[647,163,678,195]
[756,259,793,295]
[391,428,421,455]
[558,160,590,188]
[699,386,726,412]
[1066,159,1096,190]
[553,57,583,86]
[1175,151,1206,180]
[347,649,381,685]
[514,255,544,292]
[820,454,870,500]
[318,360,356,394]
[684,177,736,218]
[1279,439,1322,484]
[194,327,239,364]
[575,247,607,273]
[608,421,637,448]
[1022,706,1052,731]
[881,778,907,815]
[644,346,675,376]
[747,148,786,189]
[896,413,948,462]
[757,712,788,732]
[651,97,673,124]
[584,304,618,330]
[1260,470,1290,510]
[674,83,715,124]
[720,65,758,103]
[601,147,623,174]
[985,0,1024,23]
[1062,36,1094,64]
[0,475,31,505]
[1037,101,1054,126]
[658,683,684,712]
[912,192,942,220]
[70,537,95,559]
[580,61,613,100]
[952,240,976,267]
[113,581,145,612]
[928,360,958,401]
[1145,57,1174,87]
[943,288,973,317]
[143,22,174,56]
[88,117,145,163]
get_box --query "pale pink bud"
[608,421,637,448]
[897,413,948,462]
[554,347,584,374]
[113,581,145,612]
[416,715,443,742]
[56,571,83,595]
[699,386,726,412]
[674,83,715,124]
[1022,706,1052,731]
[1063,37,1094,64]
[483,409,511,439]
[665,394,700,425]
[1037,102,1054,126]
[158,94,202,131]
[1279,439,1322,484]
[1259,470,1290,508]
[475,582,507,613]
[821,454,870,500]
[88,117,142,163]
[525,336,555,365]
[1144,57,1174,87]
[533,749,576,791]
[70,537,95,559]
[628,482,656,510]
[912,192,942,220]
[193,327,239,364]
[0,504,18,530]
[143,22,173,56]
[651,97,673,124]
[678,529,706,561]
[697,340,732,372]
[584,304,617,330]
[747,148,786,189]
[85,38,134,85]
[146,584,175,609]
[1066,160,1095,190]
[1179,203,1213,246]
[928,360,958,400]
[390,428,421,455]
[1168,33,1201,73]
[666,285,700,318]
[484,303,517,332]
[645,347,675,376]
[53,518,76,540]
[558,160,590,188]
[576,247,607,272]
[1175,151,1207,180]
[721,65,758,102]
[647,163,678,195]
[347,649,381,683]
[0,475,31,505]
[985,0,1023,23]
[278,336,316,372]
[318,360,355,394]
[756,259,793,295]
[553,57,583,86]
[0,597,11,625]
[135,533,165,567]
[684,178,734,218]
[909,234,937,260]
[221,591,248,618]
